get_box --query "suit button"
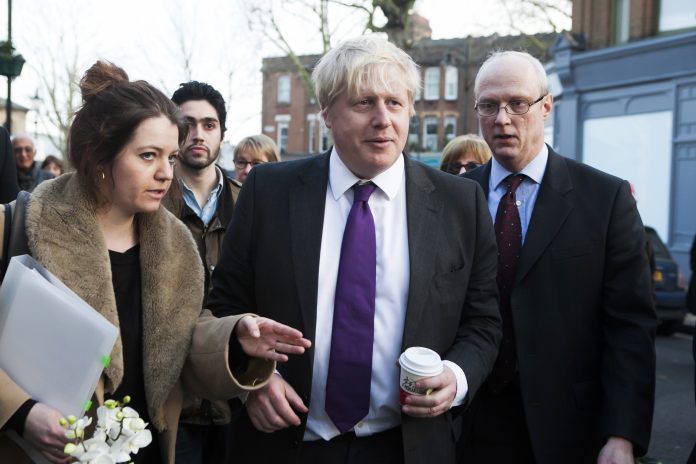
[291,440,300,448]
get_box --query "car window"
[645,227,671,260]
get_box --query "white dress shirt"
[304,149,468,441]
[488,144,548,244]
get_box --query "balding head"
[474,50,553,172]
[474,51,548,99]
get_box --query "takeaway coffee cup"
[398,347,443,405]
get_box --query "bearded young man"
[163,81,242,464]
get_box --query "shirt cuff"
[442,360,468,407]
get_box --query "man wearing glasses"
[12,134,54,192]
[459,51,656,464]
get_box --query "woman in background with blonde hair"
[439,134,492,175]
[233,134,280,184]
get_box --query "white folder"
[0,254,118,418]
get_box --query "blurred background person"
[12,134,54,192]
[439,134,492,175]
[232,134,280,184]
[40,155,64,178]
[0,60,310,464]
[0,126,19,202]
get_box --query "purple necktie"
[325,182,377,433]
[488,174,525,392]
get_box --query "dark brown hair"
[69,60,187,205]
[40,155,64,174]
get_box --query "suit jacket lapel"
[515,148,574,283]
[289,153,330,341]
[401,158,442,350]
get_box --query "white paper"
[0,255,118,417]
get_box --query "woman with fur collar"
[0,61,311,464]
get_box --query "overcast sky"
[0,0,569,145]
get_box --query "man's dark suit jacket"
[0,127,18,203]
[208,152,502,464]
[463,147,657,463]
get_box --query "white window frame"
[275,114,290,153]
[444,66,458,100]
[424,67,440,101]
[307,114,317,153]
[614,0,630,43]
[277,74,291,104]
[444,116,457,143]
[423,116,438,151]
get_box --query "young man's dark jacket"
[162,169,241,425]
[163,171,241,305]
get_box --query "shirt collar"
[490,143,548,190]
[328,147,404,201]
[180,165,225,198]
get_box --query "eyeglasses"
[474,95,547,117]
[441,161,481,175]
[234,159,265,169]
[13,146,35,154]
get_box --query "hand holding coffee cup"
[399,347,458,418]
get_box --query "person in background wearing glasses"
[162,81,246,464]
[439,134,492,175]
[12,134,54,192]
[232,134,280,184]
[458,51,656,464]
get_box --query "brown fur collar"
[25,174,204,430]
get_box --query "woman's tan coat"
[0,174,274,463]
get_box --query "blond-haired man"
[207,35,501,464]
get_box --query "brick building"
[261,30,556,158]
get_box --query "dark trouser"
[175,422,235,464]
[457,378,535,464]
[299,427,404,464]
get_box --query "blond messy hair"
[440,134,492,170]
[312,35,421,116]
[233,134,281,162]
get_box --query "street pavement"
[645,332,696,463]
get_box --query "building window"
[444,116,456,143]
[424,67,440,101]
[277,122,289,153]
[277,75,291,104]
[444,66,458,100]
[307,116,316,153]
[320,119,331,152]
[583,111,672,239]
[614,0,630,43]
[423,116,438,151]
[408,116,420,151]
[659,0,696,32]
[276,114,290,153]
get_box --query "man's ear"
[321,109,332,129]
[542,94,554,121]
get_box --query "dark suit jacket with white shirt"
[462,146,657,463]
[208,150,502,464]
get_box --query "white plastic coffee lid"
[399,347,443,377]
